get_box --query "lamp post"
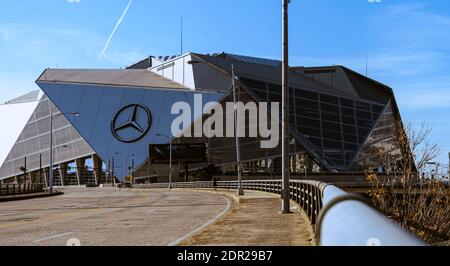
[231,64,244,196]
[157,133,172,190]
[40,153,46,188]
[54,145,68,186]
[114,152,126,185]
[111,156,116,187]
[187,60,244,196]
[131,153,135,183]
[49,112,79,194]
[281,0,291,213]
[147,160,150,184]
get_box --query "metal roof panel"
[37,69,188,90]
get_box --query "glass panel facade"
[350,102,403,171]
[241,77,386,170]
[0,95,96,180]
[174,86,307,168]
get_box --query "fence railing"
[135,180,425,246]
[0,184,45,196]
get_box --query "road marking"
[32,232,74,244]
[168,195,232,246]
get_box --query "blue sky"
[0,0,449,164]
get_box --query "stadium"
[0,52,407,186]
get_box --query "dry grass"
[366,121,449,245]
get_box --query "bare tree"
[367,120,449,245]
[405,121,440,170]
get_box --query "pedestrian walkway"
[177,189,316,246]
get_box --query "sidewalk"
[174,188,316,246]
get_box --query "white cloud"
[373,3,450,51]
[291,4,450,111]
[0,21,148,104]
[0,22,144,104]
[0,23,102,62]
[292,52,450,110]
[391,78,450,110]
[0,23,99,102]
[397,88,450,110]
[67,0,81,3]
[0,78,37,104]
[292,50,447,78]
[101,47,146,66]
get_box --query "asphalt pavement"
[0,187,230,246]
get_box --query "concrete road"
[0,188,231,246]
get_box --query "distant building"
[0,52,408,185]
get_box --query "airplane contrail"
[98,0,133,61]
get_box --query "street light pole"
[112,156,115,187]
[157,134,173,190]
[48,112,78,194]
[132,153,135,183]
[40,153,46,188]
[114,152,126,184]
[49,113,54,194]
[232,64,244,196]
[281,0,291,213]
[187,60,244,195]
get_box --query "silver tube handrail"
[134,179,425,246]
[318,185,425,246]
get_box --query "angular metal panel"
[38,81,224,180]
[0,94,96,180]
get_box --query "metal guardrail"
[0,184,45,196]
[136,180,425,246]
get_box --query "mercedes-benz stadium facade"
[0,52,408,185]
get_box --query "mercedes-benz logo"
[111,104,152,143]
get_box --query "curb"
[170,188,266,204]
[171,188,242,204]
[0,191,64,202]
